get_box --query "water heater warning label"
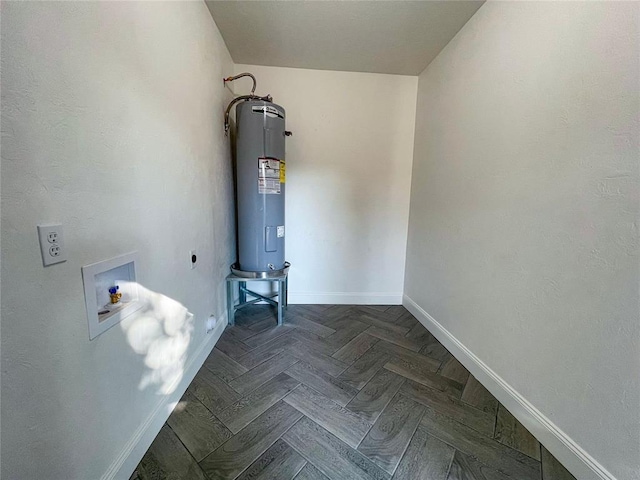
[258,158,281,194]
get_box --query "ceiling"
[205,1,484,76]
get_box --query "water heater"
[236,100,287,272]
[224,73,290,275]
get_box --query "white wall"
[404,2,639,479]
[234,64,417,304]
[1,2,235,478]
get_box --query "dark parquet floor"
[132,304,577,480]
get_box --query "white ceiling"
[205,1,484,76]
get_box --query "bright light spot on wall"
[120,283,194,395]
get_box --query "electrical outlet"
[206,315,217,333]
[190,250,197,269]
[37,224,67,266]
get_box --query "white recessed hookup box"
[82,251,141,340]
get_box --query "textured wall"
[1,2,234,478]
[234,64,418,304]
[404,2,639,478]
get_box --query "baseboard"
[402,294,616,480]
[102,314,227,480]
[289,292,403,305]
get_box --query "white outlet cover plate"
[206,315,217,333]
[37,224,67,266]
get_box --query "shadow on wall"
[118,282,194,396]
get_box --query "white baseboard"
[403,295,616,480]
[103,314,227,480]
[289,292,403,305]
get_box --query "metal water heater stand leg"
[226,273,289,326]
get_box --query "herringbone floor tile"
[132,305,577,480]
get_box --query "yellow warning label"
[280,161,286,183]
